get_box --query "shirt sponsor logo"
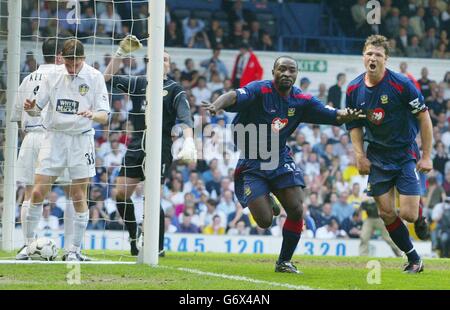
[367,108,385,125]
[79,83,90,96]
[56,99,79,114]
[288,108,295,117]
[380,94,388,104]
[271,117,288,132]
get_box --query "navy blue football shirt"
[225,80,340,159]
[345,69,427,149]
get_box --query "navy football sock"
[278,218,303,263]
[386,217,420,262]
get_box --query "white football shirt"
[35,62,110,134]
[11,64,62,132]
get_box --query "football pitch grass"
[0,251,449,290]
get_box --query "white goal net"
[0,0,163,262]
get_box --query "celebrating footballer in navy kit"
[203,55,365,273]
[346,35,433,274]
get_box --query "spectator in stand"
[299,77,311,93]
[425,176,446,210]
[407,35,427,58]
[433,141,449,177]
[351,0,369,35]
[431,196,450,257]
[332,190,354,225]
[317,83,328,103]
[341,209,363,238]
[259,31,275,51]
[98,2,123,38]
[165,20,184,47]
[388,38,404,57]
[230,43,263,88]
[399,61,421,90]
[227,219,250,235]
[383,7,401,38]
[328,73,346,108]
[432,42,450,59]
[203,214,225,235]
[188,31,211,49]
[422,27,439,56]
[178,211,200,233]
[315,218,346,239]
[347,182,363,210]
[396,27,409,55]
[409,6,426,39]
[418,67,434,101]
[315,202,339,228]
[227,202,251,231]
[225,0,255,28]
[200,48,229,80]
[191,76,212,107]
[182,15,205,46]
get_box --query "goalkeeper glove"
[177,137,197,163]
[115,34,143,57]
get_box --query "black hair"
[42,38,64,64]
[273,55,298,70]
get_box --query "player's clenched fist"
[356,155,371,175]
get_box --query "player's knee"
[285,203,303,222]
[399,209,418,223]
[378,209,396,223]
[255,217,273,229]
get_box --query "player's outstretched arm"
[104,34,143,82]
[202,91,237,115]
[336,108,366,124]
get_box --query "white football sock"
[64,199,75,252]
[26,203,43,244]
[20,200,30,245]
[70,211,89,252]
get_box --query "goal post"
[140,0,166,266]
[1,0,21,251]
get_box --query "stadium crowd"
[0,0,449,257]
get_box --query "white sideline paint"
[0,260,135,265]
[0,260,317,290]
[158,266,317,290]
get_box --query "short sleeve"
[94,74,110,113]
[225,81,262,113]
[403,79,426,115]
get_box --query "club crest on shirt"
[163,90,168,96]
[288,108,295,117]
[380,94,388,104]
[79,84,89,96]
[244,185,252,197]
[271,117,288,132]
[367,108,385,125]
